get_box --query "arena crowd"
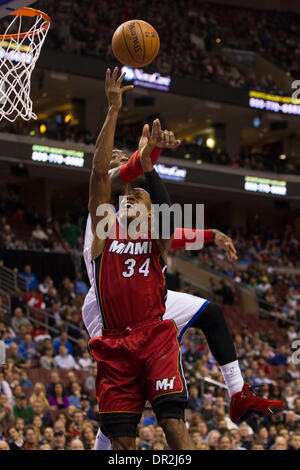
[0,195,299,450]
[32,0,295,93]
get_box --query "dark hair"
[53,382,66,397]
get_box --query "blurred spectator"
[48,383,69,410]
[13,395,34,425]
[19,266,38,291]
[54,345,79,370]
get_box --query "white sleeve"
[83,214,94,286]
[82,285,103,338]
[2,380,13,403]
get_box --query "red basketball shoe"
[230,383,285,424]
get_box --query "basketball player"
[85,68,285,450]
[87,67,193,450]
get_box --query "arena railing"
[259,305,300,331]
[25,304,87,345]
[0,264,18,291]
[0,264,87,343]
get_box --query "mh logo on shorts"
[156,376,176,391]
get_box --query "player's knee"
[158,417,183,436]
[194,302,225,329]
[111,436,136,450]
[207,302,225,323]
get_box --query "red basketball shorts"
[88,318,187,415]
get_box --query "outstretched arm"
[88,67,134,234]
[171,228,238,261]
[140,119,178,255]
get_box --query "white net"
[0,8,50,122]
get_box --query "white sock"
[94,427,111,450]
[220,360,244,398]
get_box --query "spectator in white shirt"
[54,345,79,370]
[32,224,49,241]
[78,350,93,371]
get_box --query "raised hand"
[139,119,162,172]
[105,67,134,111]
[139,119,181,153]
[213,229,238,262]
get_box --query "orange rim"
[0,7,50,40]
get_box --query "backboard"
[0,0,36,18]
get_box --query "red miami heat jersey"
[93,219,167,329]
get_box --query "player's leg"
[111,437,136,450]
[165,290,244,396]
[88,335,143,450]
[155,403,193,450]
[165,291,284,422]
[144,319,194,450]
[192,302,244,396]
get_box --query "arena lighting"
[0,40,33,65]
[244,176,287,196]
[206,137,216,149]
[249,90,300,116]
[39,124,46,134]
[64,114,72,123]
[154,163,187,181]
[121,65,171,91]
[279,154,287,160]
[31,144,84,168]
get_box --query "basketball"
[112,20,160,68]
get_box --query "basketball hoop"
[0,7,50,122]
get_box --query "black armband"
[144,169,174,237]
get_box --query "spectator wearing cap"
[19,265,38,291]
[13,394,34,424]
[54,345,79,370]
[52,430,67,450]
[79,394,90,415]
